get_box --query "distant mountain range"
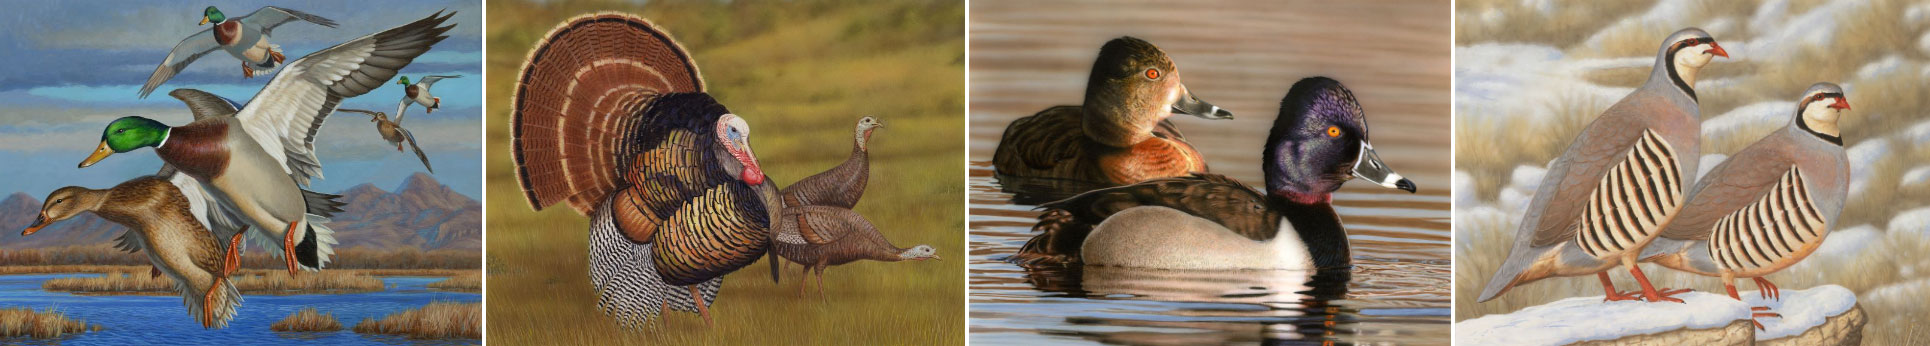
[0,173,479,251]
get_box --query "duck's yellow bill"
[78,141,113,168]
[199,16,209,25]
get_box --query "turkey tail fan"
[513,12,705,214]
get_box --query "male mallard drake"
[139,6,339,98]
[1012,77,1415,270]
[23,174,245,328]
[396,75,461,117]
[335,108,433,173]
[780,116,881,209]
[992,36,1233,199]
[1477,28,1727,304]
[82,12,456,275]
[1641,83,1852,329]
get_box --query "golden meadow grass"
[270,307,343,333]
[485,0,963,344]
[352,302,480,339]
[1456,1,1930,343]
[0,308,99,338]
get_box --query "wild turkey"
[511,13,781,328]
[771,205,938,297]
[778,116,881,209]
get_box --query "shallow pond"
[0,274,479,345]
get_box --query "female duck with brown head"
[23,175,246,328]
[993,36,1233,199]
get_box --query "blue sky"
[0,0,482,199]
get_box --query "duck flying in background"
[139,6,339,98]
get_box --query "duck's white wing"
[138,30,221,99]
[237,6,340,35]
[394,98,411,124]
[416,75,462,88]
[233,11,455,186]
[158,166,249,245]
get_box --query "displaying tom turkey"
[511,13,781,328]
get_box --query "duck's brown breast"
[154,122,230,180]
[1097,137,1206,185]
[214,21,242,46]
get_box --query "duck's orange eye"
[1325,126,1341,138]
[1145,68,1159,79]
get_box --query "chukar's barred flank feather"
[588,197,718,328]
[1576,130,1684,258]
[513,13,705,214]
[1708,168,1827,272]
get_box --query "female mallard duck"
[1011,77,1416,270]
[81,12,456,275]
[772,206,938,297]
[780,116,881,209]
[22,174,246,328]
[139,6,339,98]
[335,108,433,173]
[396,75,462,116]
[992,36,1233,198]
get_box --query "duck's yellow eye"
[1145,68,1159,79]
[1325,126,1341,138]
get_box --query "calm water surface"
[0,274,479,345]
[968,1,1451,344]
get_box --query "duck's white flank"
[1081,206,1314,270]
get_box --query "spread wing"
[416,75,462,88]
[237,6,340,35]
[233,11,454,186]
[168,89,243,120]
[138,30,221,99]
[400,127,433,173]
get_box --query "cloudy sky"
[0,0,482,199]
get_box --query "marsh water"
[0,274,479,345]
[968,1,1451,344]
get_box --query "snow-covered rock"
[1812,225,1879,260]
[1855,55,1907,81]
[1845,139,1893,196]
[1457,286,1863,345]
[1454,170,1479,206]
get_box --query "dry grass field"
[353,302,481,340]
[485,0,964,344]
[270,307,344,333]
[1455,1,1930,344]
[0,307,100,338]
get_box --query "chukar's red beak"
[1830,97,1851,110]
[1709,42,1729,58]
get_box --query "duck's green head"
[397,76,412,86]
[79,117,170,168]
[201,6,226,25]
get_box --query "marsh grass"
[485,0,963,344]
[1458,1,1930,342]
[270,307,343,332]
[352,302,480,340]
[426,272,480,292]
[0,308,99,338]
[0,246,478,270]
[43,269,387,295]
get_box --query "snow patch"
[1455,43,1629,124]
[1454,170,1479,206]
[1902,166,1930,190]
[1742,1,1863,63]
[1907,3,1930,28]
[1904,120,1930,145]
[1845,140,1892,196]
[1456,292,1751,345]
[1886,207,1930,234]
[1700,101,1792,150]
[1698,154,1729,181]
[1495,165,1547,211]
[1812,225,1878,259]
[1855,55,1907,81]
